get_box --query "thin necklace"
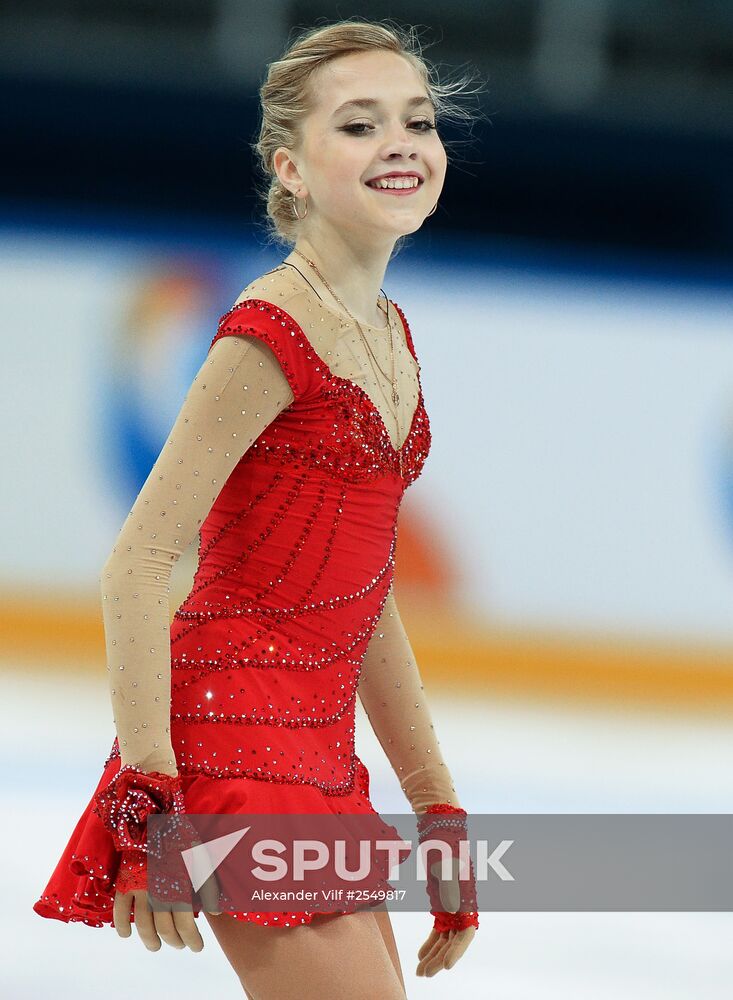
[287,250,407,472]
[282,259,398,398]
[289,251,398,396]
[280,260,402,433]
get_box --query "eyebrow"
[331,96,435,118]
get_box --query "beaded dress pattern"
[33,267,463,930]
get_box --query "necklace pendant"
[392,388,400,406]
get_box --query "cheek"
[432,143,448,180]
[313,150,366,198]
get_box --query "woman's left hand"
[416,856,478,976]
[416,924,476,977]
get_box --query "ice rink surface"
[8,663,733,999]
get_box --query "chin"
[397,218,426,237]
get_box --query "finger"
[439,874,461,912]
[417,935,443,973]
[152,908,186,950]
[423,934,453,977]
[199,871,222,916]
[416,928,439,961]
[430,858,462,912]
[113,891,133,938]
[444,926,476,970]
[443,931,468,969]
[132,892,162,951]
[173,910,205,953]
[416,933,447,976]
[425,933,454,977]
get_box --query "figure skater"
[34,18,485,999]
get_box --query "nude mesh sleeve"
[357,585,463,815]
[99,333,294,776]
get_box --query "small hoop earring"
[427,201,438,217]
[291,194,308,220]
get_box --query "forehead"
[312,50,431,114]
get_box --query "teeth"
[369,177,420,190]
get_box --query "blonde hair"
[251,18,488,250]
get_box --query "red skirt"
[32,753,408,929]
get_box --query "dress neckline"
[222,297,423,456]
[275,263,392,333]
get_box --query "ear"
[273,146,305,196]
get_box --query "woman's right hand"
[113,867,223,952]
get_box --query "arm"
[95,330,295,896]
[357,583,462,814]
[100,333,294,776]
[357,584,480,936]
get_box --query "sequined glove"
[92,763,186,853]
[112,818,203,899]
[114,825,224,909]
[93,763,224,911]
[115,849,149,895]
[92,763,186,895]
[417,803,479,933]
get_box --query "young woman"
[34,20,482,999]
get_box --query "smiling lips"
[365,176,423,196]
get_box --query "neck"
[287,230,395,328]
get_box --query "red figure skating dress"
[32,264,478,931]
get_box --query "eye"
[340,119,437,136]
[341,122,373,135]
[410,119,437,132]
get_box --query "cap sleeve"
[210,298,320,404]
[390,300,420,370]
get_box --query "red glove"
[114,849,148,894]
[92,763,186,896]
[417,803,479,933]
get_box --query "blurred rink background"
[3,3,733,998]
